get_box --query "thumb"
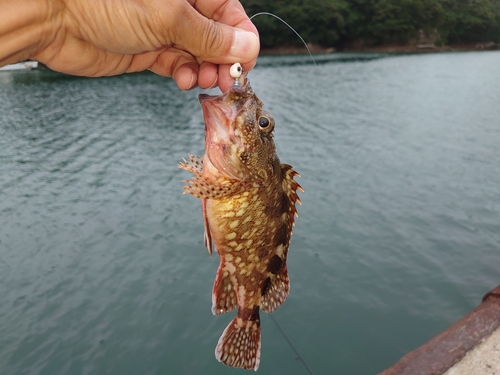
[172,7,259,65]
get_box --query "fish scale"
[179,77,302,371]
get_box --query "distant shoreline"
[260,42,500,55]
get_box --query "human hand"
[2,0,259,92]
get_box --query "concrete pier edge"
[379,285,500,375]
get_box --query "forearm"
[0,0,62,66]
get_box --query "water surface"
[1,51,499,374]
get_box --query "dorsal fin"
[260,264,290,313]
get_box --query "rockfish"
[179,77,302,371]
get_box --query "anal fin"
[260,265,290,313]
[212,263,238,315]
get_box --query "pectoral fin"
[178,154,204,176]
[182,176,243,200]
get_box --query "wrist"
[0,0,64,66]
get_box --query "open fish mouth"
[199,85,250,181]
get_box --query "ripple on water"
[1,52,500,374]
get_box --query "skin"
[0,0,260,92]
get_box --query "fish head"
[199,78,277,182]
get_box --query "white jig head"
[230,63,243,86]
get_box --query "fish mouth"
[199,85,249,180]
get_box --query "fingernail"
[230,30,260,59]
[188,71,197,90]
[209,75,218,89]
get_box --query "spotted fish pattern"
[180,78,302,371]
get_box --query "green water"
[1,52,499,375]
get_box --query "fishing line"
[269,314,315,375]
[249,11,316,375]
[249,11,334,130]
[250,12,317,66]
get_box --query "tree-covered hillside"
[241,0,500,48]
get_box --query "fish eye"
[257,111,274,133]
[259,116,270,129]
[258,115,274,133]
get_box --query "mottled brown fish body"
[179,78,301,371]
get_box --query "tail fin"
[215,316,261,371]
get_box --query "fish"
[179,76,302,371]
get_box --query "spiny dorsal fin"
[281,164,303,210]
[279,164,303,259]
